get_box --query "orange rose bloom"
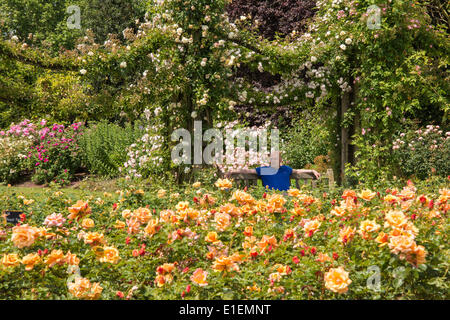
[2,253,21,268]
[303,220,321,237]
[267,194,286,213]
[11,224,37,248]
[22,253,41,270]
[257,235,278,253]
[68,277,103,300]
[212,256,239,272]
[144,218,159,236]
[342,190,356,199]
[205,231,219,243]
[214,178,233,190]
[324,267,352,294]
[339,226,356,243]
[64,251,80,266]
[231,190,255,205]
[214,212,231,232]
[287,188,302,197]
[133,207,152,224]
[331,205,346,217]
[81,218,95,229]
[98,246,120,264]
[358,189,376,201]
[84,232,105,246]
[126,217,141,234]
[68,200,91,221]
[45,249,65,267]
[388,235,415,255]
[358,220,380,238]
[243,226,253,237]
[375,232,389,246]
[191,268,208,286]
[384,210,407,229]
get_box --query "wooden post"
[327,169,335,190]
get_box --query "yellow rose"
[2,253,21,268]
[22,253,41,271]
[214,212,231,232]
[81,218,95,229]
[214,178,233,190]
[192,182,201,188]
[324,267,352,294]
[205,231,219,243]
[98,246,120,264]
[11,224,37,248]
[84,232,105,245]
[114,220,126,229]
[384,210,407,229]
[45,249,65,267]
[358,189,376,201]
[388,235,415,255]
[68,200,91,221]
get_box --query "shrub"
[80,121,141,177]
[282,114,330,170]
[0,135,33,183]
[392,124,450,180]
[29,122,85,185]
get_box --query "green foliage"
[282,112,330,170]
[392,124,450,180]
[79,121,141,177]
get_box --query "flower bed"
[0,179,448,300]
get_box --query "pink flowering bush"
[392,125,450,180]
[0,119,85,185]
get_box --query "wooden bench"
[224,169,335,190]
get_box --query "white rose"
[120,61,127,68]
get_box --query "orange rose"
[22,253,41,270]
[114,220,126,229]
[267,194,286,213]
[98,246,120,264]
[214,178,233,190]
[214,212,231,232]
[243,226,253,237]
[205,231,219,243]
[384,210,407,229]
[11,224,37,248]
[2,253,21,268]
[45,249,65,267]
[84,232,105,246]
[144,218,159,236]
[133,207,152,224]
[358,220,380,238]
[231,190,255,205]
[68,200,91,220]
[375,231,389,246]
[331,205,346,217]
[81,218,95,229]
[388,235,415,255]
[287,188,302,197]
[212,256,239,272]
[126,217,141,234]
[191,268,208,287]
[303,219,321,237]
[339,226,356,243]
[358,189,376,201]
[64,251,80,265]
[324,267,352,294]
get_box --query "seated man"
[225,151,320,191]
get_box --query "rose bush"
[0,177,448,300]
